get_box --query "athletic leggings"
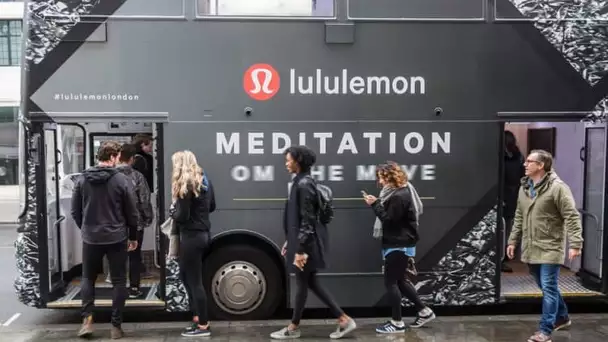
[384,251,425,321]
[292,268,344,325]
[179,231,210,325]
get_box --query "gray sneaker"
[270,327,301,339]
[329,318,357,339]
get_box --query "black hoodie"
[71,166,139,245]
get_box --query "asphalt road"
[0,224,82,327]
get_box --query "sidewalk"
[2,314,607,341]
[0,185,19,224]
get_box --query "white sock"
[391,320,405,327]
[419,307,433,316]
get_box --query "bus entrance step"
[46,279,165,309]
[501,274,602,298]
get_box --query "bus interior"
[42,121,165,308]
[501,120,606,300]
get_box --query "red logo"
[243,63,280,101]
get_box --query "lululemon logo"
[243,63,280,101]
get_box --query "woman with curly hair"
[170,150,215,337]
[363,161,435,333]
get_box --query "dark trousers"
[384,251,425,321]
[81,240,128,327]
[503,217,514,262]
[128,230,145,289]
[179,232,210,324]
[291,267,344,325]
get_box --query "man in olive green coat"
[506,149,583,342]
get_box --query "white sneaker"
[270,327,301,340]
[329,318,357,339]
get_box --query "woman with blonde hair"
[363,161,434,333]
[169,150,215,337]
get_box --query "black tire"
[203,244,283,320]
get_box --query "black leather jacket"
[283,173,328,269]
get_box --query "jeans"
[528,264,569,335]
[81,240,128,327]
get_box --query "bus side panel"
[164,121,499,307]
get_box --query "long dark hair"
[504,130,521,155]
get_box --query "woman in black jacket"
[502,130,524,272]
[364,162,435,333]
[270,145,357,340]
[170,150,215,338]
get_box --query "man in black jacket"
[71,141,139,339]
[131,134,154,190]
[116,143,153,299]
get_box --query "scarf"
[372,183,424,239]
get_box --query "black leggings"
[292,268,344,325]
[179,231,210,325]
[384,251,425,321]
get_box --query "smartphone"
[361,190,368,197]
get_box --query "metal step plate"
[501,274,602,298]
[46,279,165,308]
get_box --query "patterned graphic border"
[509,0,608,114]
[14,134,42,307]
[415,208,498,306]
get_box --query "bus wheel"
[203,244,283,320]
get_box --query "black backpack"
[316,183,334,225]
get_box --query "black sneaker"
[554,316,571,331]
[410,310,436,328]
[181,325,211,337]
[128,288,143,299]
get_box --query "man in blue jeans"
[506,149,583,342]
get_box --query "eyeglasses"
[524,159,540,164]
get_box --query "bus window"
[197,0,334,17]
[90,134,134,165]
[60,125,85,176]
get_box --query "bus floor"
[46,269,165,309]
[500,260,601,299]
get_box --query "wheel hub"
[211,261,266,315]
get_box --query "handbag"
[160,217,179,258]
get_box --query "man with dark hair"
[131,134,154,190]
[71,141,139,339]
[507,149,582,342]
[270,145,357,340]
[116,143,153,298]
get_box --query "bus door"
[41,123,65,297]
[579,120,608,293]
[32,113,168,308]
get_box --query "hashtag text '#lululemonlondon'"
[53,93,140,101]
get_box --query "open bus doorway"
[36,119,166,309]
[500,120,606,299]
